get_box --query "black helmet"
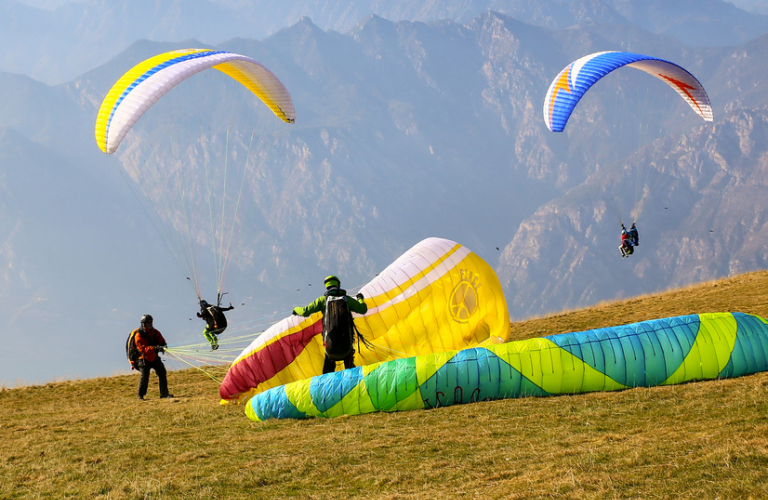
[140,314,153,325]
[324,275,340,289]
[200,300,210,308]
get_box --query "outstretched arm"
[293,296,326,317]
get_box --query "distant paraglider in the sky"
[245,312,768,421]
[219,237,511,403]
[94,48,295,304]
[542,51,713,242]
[619,222,639,258]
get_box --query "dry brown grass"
[2,270,768,499]
[508,270,768,341]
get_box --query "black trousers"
[138,358,169,398]
[322,350,355,374]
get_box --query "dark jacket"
[628,228,639,245]
[199,305,234,330]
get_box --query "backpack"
[323,294,355,360]
[126,329,141,369]
[208,306,228,331]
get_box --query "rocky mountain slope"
[1,10,767,382]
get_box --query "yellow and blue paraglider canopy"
[95,48,295,155]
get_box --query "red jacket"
[134,326,167,363]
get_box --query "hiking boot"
[138,395,145,401]
[160,394,174,399]
[211,344,219,351]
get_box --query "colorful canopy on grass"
[220,237,510,402]
[245,312,768,421]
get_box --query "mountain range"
[3,0,768,84]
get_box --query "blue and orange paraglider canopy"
[543,51,712,133]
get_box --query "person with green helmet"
[292,275,368,374]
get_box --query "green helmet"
[324,275,340,289]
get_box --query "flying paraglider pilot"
[198,300,235,351]
[292,275,368,374]
[619,225,635,258]
[628,223,639,246]
[133,314,173,400]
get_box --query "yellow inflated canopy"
[220,237,510,403]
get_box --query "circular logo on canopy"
[450,270,480,323]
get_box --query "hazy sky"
[2,0,768,387]
[14,0,768,14]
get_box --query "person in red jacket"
[133,314,173,400]
[619,226,634,258]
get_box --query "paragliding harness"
[620,224,637,257]
[199,293,231,334]
[126,329,141,370]
[628,224,639,246]
[201,305,228,333]
[322,291,372,363]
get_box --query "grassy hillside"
[3,271,768,499]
